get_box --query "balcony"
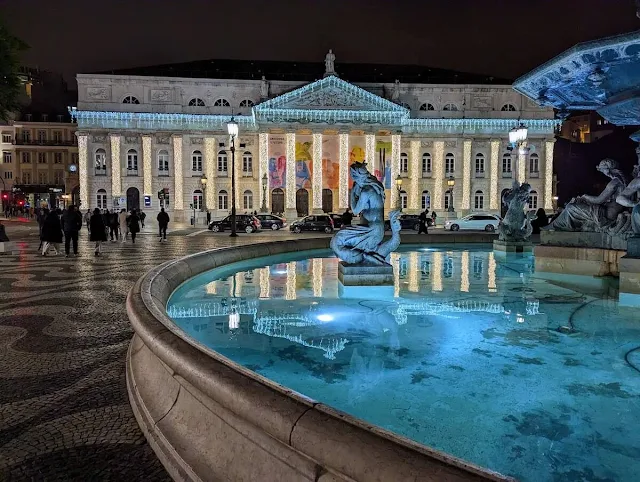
[242,170,253,177]
[126,169,139,177]
[475,171,485,178]
[502,171,513,178]
[95,168,107,176]
[14,139,76,147]
[421,171,432,178]
[158,170,169,177]
[529,171,540,178]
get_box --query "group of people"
[38,205,84,257]
[83,208,147,244]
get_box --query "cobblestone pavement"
[0,229,301,481]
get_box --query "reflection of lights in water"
[316,314,334,322]
[391,253,400,297]
[312,258,322,297]
[432,252,443,291]
[409,252,419,293]
[460,251,469,293]
[167,298,258,318]
[234,272,244,297]
[400,299,503,316]
[488,252,497,292]
[259,267,270,298]
[286,262,296,300]
[516,314,525,323]
[229,311,240,329]
[526,301,540,315]
[205,281,217,295]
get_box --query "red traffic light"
[18,200,24,206]
[1,194,7,200]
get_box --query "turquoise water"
[167,245,640,481]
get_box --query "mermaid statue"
[499,181,536,241]
[330,161,401,265]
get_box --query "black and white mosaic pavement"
[0,226,292,481]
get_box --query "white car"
[445,214,501,232]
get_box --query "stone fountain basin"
[125,234,511,482]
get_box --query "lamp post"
[200,175,208,226]
[261,173,268,213]
[395,174,403,211]
[447,176,455,213]
[227,117,239,237]
[509,122,528,181]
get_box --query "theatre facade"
[72,57,556,221]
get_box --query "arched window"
[400,102,411,110]
[421,190,431,210]
[443,103,458,111]
[528,190,539,210]
[193,189,203,210]
[188,98,205,107]
[95,148,107,175]
[501,104,517,111]
[122,95,140,104]
[475,153,485,174]
[97,189,107,209]
[242,151,253,175]
[192,150,202,172]
[239,99,255,108]
[217,150,228,173]
[529,153,539,173]
[445,153,455,174]
[399,190,408,210]
[158,149,169,175]
[218,190,228,210]
[502,153,512,174]
[474,190,484,210]
[419,103,435,111]
[422,153,432,174]
[400,152,408,173]
[243,190,253,210]
[127,149,138,175]
[214,98,230,107]
[444,189,453,210]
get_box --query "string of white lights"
[172,135,184,210]
[365,134,375,168]
[390,135,401,209]
[142,135,152,196]
[410,140,420,210]
[460,251,470,293]
[461,140,472,209]
[77,133,88,208]
[286,261,297,300]
[408,252,419,293]
[517,141,527,184]
[432,251,443,292]
[312,133,323,210]
[488,252,497,292]
[432,141,444,210]
[312,258,322,297]
[259,133,269,210]
[339,133,349,209]
[285,133,296,209]
[204,137,216,209]
[544,140,555,210]
[259,267,270,298]
[489,140,500,210]
[109,134,121,199]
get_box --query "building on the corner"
[72,55,556,222]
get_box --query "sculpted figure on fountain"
[498,181,536,242]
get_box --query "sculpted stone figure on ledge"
[498,181,536,242]
[330,162,401,266]
[546,159,634,235]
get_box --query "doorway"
[271,188,284,215]
[126,187,140,212]
[296,188,309,216]
[322,189,333,213]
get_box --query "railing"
[502,171,513,178]
[158,171,169,177]
[127,169,139,176]
[95,169,107,176]
[529,171,540,178]
[422,171,432,178]
[14,139,76,147]
[475,171,485,178]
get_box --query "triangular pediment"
[255,75,408,113]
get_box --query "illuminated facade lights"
[109,134,121,198]
[489,140,500,210]
[312,258,323,297]
[286,261,297,300]
[142,135,152,196]
[544,140,555,210]
[432,251,443,292]
[259,133,269,210]
[461,139,472,209]
[432,142,444,210]
[77,133,89,208]
[172,135,184,210]
[259,267,270,298]
[409,140,420,210]
[391,252,400,298]
[488,252,497,292]
[409,252,419,292]
[312,133,323,210]
[460,251,469,293]
[285,133,296,209]
[390,135,401,209]
[517,141,527,184]
[365,134,375,167]
[339,133,349,209]
[204,137,216,209]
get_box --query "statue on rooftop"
[392,80,400,102]
[330,162,401,265]
[324,49,336,77]
[498,181,536,241]
[260,76,269,99]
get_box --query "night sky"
[2,0,638,83]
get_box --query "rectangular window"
[4,171,12,179]
[21,152,31,163]
[242,154,252,174]
[474,194,484,209]
[3,152,12,163]
[53,131,62,143]
[38,171,48,184]
[54,153,63,164]
[502,157,512,173]
[97,192,107,209]
[445,157,455,174]
[193,193,203,210]
[22,171,31,184]
[2,134,12,143]
[37,130,46,142]
[475,158,484,173]
[400,157,408,173]
[22,130,30,142]
[54,171,63,184]
[422,157,431,173]
[530,157,539,173]
[217,155,228,173]
[38,152,47,164]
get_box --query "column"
[234,136,241,208]
[286,261,297,300]
[408,252,419,293]
[461,139,472,210]
[142,135,152,199]
[489,139,500,210]
[338,133,349,209]
[77,132,88,209]
[365,133,376,167]
[409,140,420,212]
[204,136,216,210]
[312,132,323,213]
[259,133,269,212]
[544,139,555,210]
[460,250,469,293]
[390,134,401,209]
[312,258,323,297]
[109,133,121,205]
[285,132,297,219]
[433,141,444,210]
[172,134,184,210]
[517,141,527,184]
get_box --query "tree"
[0,22,28,122]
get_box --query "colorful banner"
[268,135,286,189]
[295,136,313,190]
[376,139,391,189]
[322,135,339,190]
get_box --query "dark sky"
[1,0,638,84]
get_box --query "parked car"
[208,214,262,233]
[384,214,435,231]
[444,214,501,232]
[328,213,345,229]
[255,214,287,230]
[289,214,334,233]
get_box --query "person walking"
[431,210,437,227]
[157,207,170,242]
[206,210,211,225]
[41,209,63,256]
[128,209,141,243]
[342,208,353,227]
[61,205,82,257]
[418,209,429,234]
[37,208,48,251]
[89,208,107,256]
[83,209,91,233]
[139,210,146,228]
[109,210,119,242]
[118,209,128,242]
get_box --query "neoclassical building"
[72,55,556,221]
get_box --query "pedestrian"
[342,208,353,226]
[431,210,437,227]
[37,208,48,251]
[41,209,63,256]
[61,205,82,257]
[118,209,128,242]
[89,208,107,256]
[418,209,429,234]
[157,207,170,242]
[109,210,119,242]
[128,209,141,243]
[139,210,146,228]
[83,209,91,232]
[206,210,211,225]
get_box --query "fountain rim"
[126,234,511,482]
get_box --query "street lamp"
[227,117,239,237]
[261,173,268,213]
[447,176,455,213]
[395,175,403,211]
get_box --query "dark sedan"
[290,215,334,233]
[255,214,287,230]
[208,214,261,233]
[384,214,434,231]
